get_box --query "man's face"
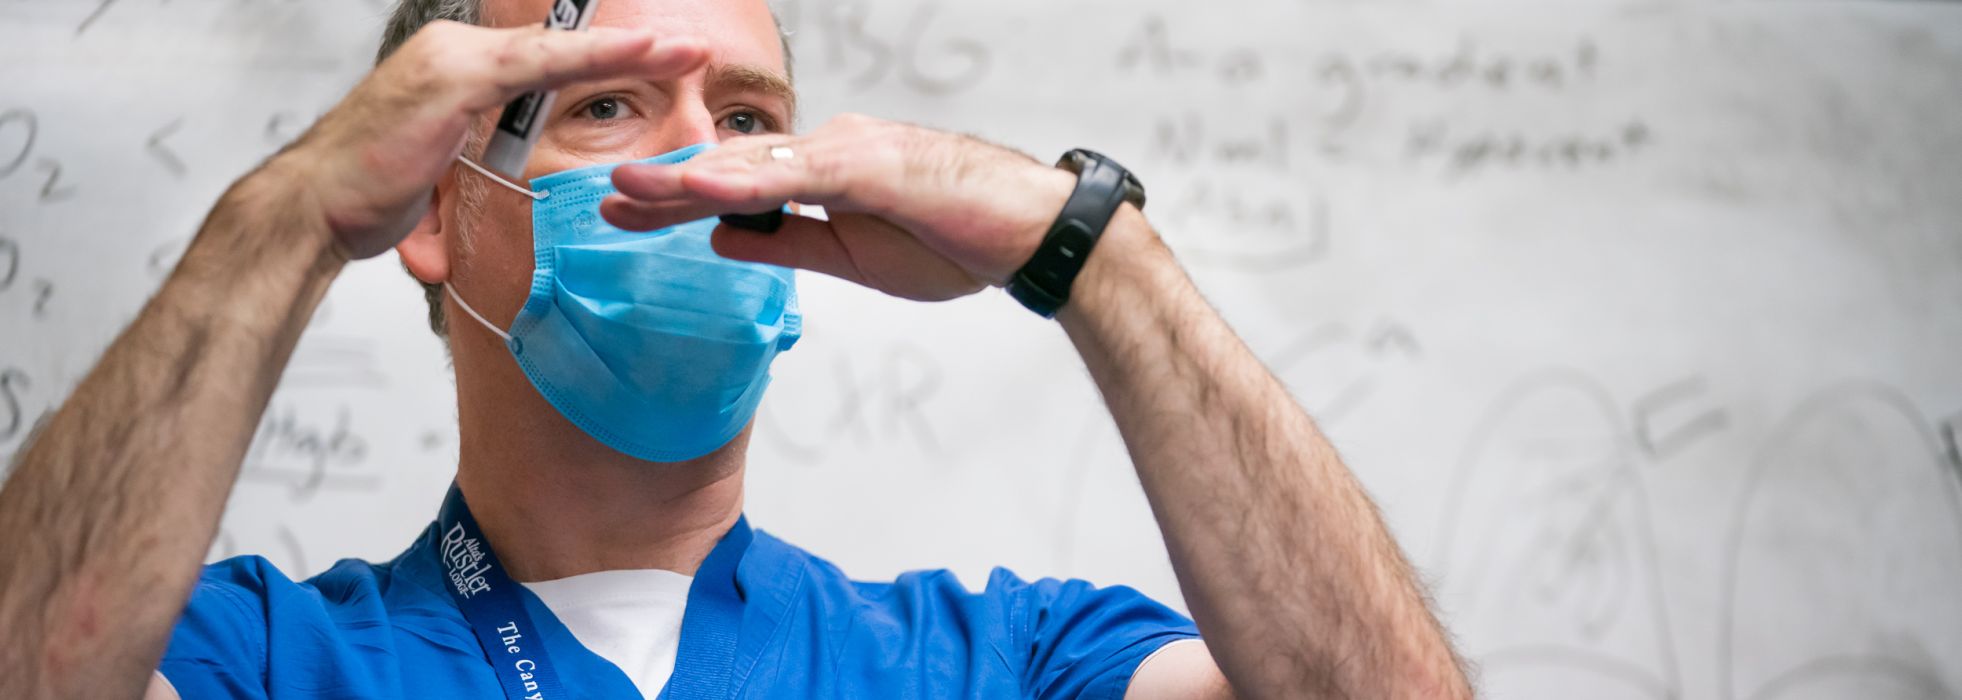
[446,0,792,335]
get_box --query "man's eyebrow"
[707,63,798,119]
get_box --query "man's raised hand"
[281,21,706,259]
[600,115,1081,302]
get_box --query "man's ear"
[397,181,451,286]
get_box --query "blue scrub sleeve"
[1000,569,1203,700]
[159,557,279,700]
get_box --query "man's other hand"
[599,115,1079,302]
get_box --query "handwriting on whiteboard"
[0,109,78,203]
[760,342,946,464]
[780,0,992,96]
[240,402,376,502]
[1116,16,1648,178]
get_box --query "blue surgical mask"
[447,144,801,462]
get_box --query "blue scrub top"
[160,507,1200,699]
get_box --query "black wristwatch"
[1006,149,1146,318]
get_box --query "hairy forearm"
[1059,210,1469,699]
[0,159,343,698]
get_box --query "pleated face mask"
[448,144,801,462]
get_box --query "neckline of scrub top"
[434,483,753,700]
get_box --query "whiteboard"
[3,1,1960,697]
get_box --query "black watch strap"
[1007,150,1144,318]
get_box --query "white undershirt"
[522,568,694,700]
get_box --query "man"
[0,0,1471,697]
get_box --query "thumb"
[710,216,866,286]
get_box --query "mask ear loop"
[446,157,535,349]
[456,155,549,201]
[446,283,514,344]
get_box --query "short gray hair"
[377,0,795,340]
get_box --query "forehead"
[481,0,784,72]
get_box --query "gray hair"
[378,0,481,63]
[377,0,795,340]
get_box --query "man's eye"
[584,98,624,121]
[723,111,766,135]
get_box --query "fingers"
[481,27,707,110]
[402,21,709,114]
[599,193,731,232]
[716,212,988,302]
[710,217,868,286]
[608,133,868,221]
